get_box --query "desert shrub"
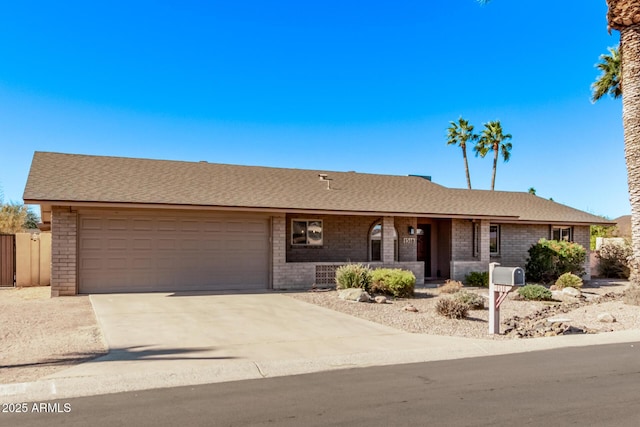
[623,288,640,306]
[453,291,485,310]
[435,297,469,319]
[370,268,415,298]
[597,240,632,279]
[439,279,463,294]
[464,271,489,287]
[525,238,586,283]
[517,284,553,301]
[554,272,583,289]
[335,264,372,290]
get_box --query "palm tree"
[478,0,640,285]
[592,45,621,102]
[474,120,512,191]
[446,117,477,189]
[605,1,640,285]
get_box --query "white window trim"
[291,219,323,246]
[552,225,573,242]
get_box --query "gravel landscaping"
[289,279,640,340]
[0,287,107,385]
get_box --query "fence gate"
[0,234,16,287]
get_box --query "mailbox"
[492,266,525,286]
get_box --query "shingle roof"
[23,152,611,224]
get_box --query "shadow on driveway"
[1,346,236,370]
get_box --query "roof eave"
[23,199,521,220]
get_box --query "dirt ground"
[0,286,107,385]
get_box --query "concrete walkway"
[2,292,640,403]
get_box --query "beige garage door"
[78,212,270,293]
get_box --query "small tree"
[597,240,632,278]
[525,238,586,284]
[591,223,618,250]
[0,202,40,233]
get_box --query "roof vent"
[409,174,431,181]
[318,173,333,190]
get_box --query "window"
[552,226,572,242]
[369,222,398,261]
[472,222,480,257]
[291,220,323,245]
[489,225,500,255]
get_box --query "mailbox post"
[488,263,525,334]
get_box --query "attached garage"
[78,210,270,293]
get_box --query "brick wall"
[274,214,423,289]
[491,223,591,280]
[285,214,417,263]
[491,224,549,267]
[51,207,78,296]
[451,219,474,261]
[451,222,592,281]
[573,225,591,278]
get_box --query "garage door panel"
[107,219,128,230]
[108,238,127,250]
[79,213,269,293]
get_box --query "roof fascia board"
[24,200,520,220]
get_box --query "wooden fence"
[0,234,15,287]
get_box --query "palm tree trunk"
[462,147,472,189]
[621,23,640,286]
[491,149,498,190]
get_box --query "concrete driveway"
[27,291,485,398]
[89,291,426,361]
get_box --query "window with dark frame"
[291,220,323,245]
[473,222,480,257]
[489,224,500,255]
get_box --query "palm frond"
[591,45,621,102]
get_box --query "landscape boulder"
[338,288,372,302]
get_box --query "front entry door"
[417,224,431,277]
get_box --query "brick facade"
[285,214,418,263]
[274,214,424,289]
[51,207,78,296]
[450,221,592,281]
[48,207,592,295]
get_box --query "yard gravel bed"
[0,287,107,385]
[288,281,639,340]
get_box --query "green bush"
[554,272,583,289]
[517,284,553,301]
[435,297,469,319]
[525,238,586,284]
[439,279,463,294]
[597,240,632,279]
[335,264,372,290]
[464,271,489,287]
[370,268,415,298]
[453,291,485,310]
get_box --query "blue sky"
[0,0,628,219]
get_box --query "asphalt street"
[2,342,639,427]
